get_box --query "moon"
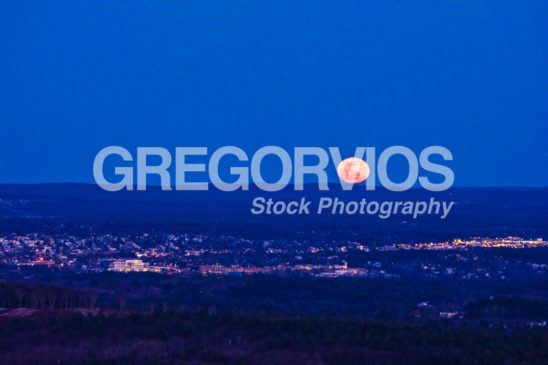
[337,157,370,183]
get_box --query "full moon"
[337,157,370,183]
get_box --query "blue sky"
[1,1,547,186]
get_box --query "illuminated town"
[1,232,545,278]
[388,237,547,250]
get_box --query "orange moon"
[337,157,370,183]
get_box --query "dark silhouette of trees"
[0,309,546,364]
[89,290,99,309]
[117,292,128,312]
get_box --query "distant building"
[110,259,149,272]
[440,312,458,319]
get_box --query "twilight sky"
[1,1,547,186]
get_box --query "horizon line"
[0,182,547,189]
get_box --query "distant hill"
[0,183,546,243]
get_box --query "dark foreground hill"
[1,307,547,365]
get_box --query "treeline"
[0,309,546,364]
[0,281,94,310]
[465,296,548,320]
[2,274,548,323]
